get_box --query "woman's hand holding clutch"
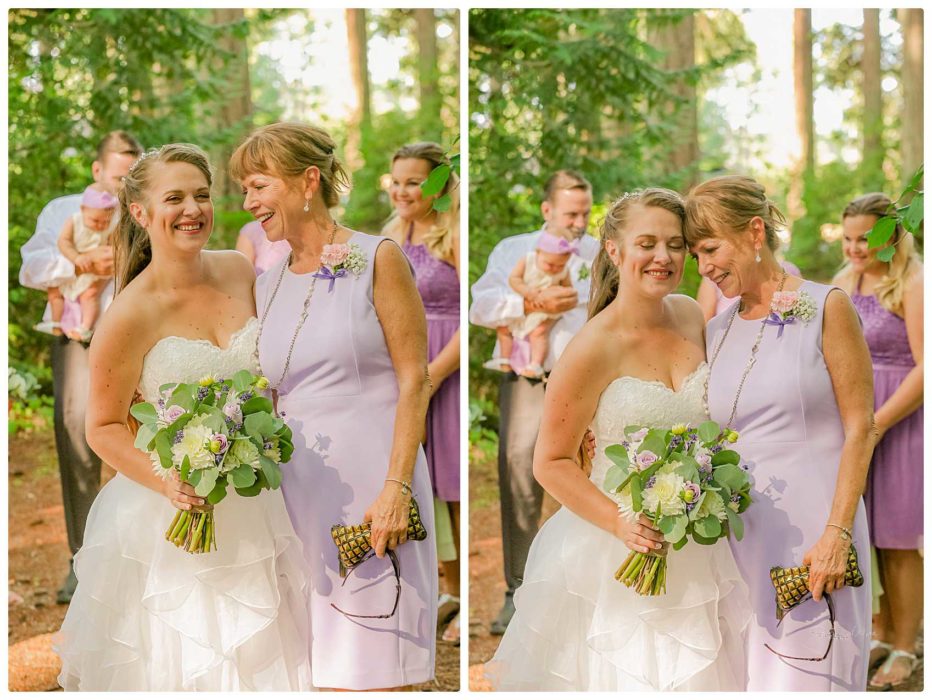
[365,481,413,557]
[803,528,851,601]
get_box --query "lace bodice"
[590,363,710,501]
[138,317,259,402]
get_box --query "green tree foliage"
[468,8,749,415]
[340,9,459,233]
[9,8,261,386]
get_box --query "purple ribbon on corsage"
[313,266,347,293]
[763,312,796,338]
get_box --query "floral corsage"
[314,242,367,292]
[765,290,817,338]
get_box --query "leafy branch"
[866,164,924,261]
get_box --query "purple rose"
[223,401,243,424]
[163,405,185,423]
[636,450,659,471]
[682,482,701,510]
[696,453,712,472]
[213,433,229,453]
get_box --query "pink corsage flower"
[771,291,799,315]
[321,243,350,268]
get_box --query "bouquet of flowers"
[603,421,752,595]
[130,370,293,554]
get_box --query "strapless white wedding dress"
[55,318,313,691]
[486,364,752,691]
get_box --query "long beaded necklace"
[704,270,788,428]
[255,220,338,392]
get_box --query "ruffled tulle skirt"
[54,474,312,691]
[485,507,752,691]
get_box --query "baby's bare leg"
[496,326,514,371]
[48,287,64,323]
[76,278,108,330]
[527,318,556,367]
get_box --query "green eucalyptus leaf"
[207,477,228,505]
[725,507,744,540]
[155,431,173,469]
[713,462,746,491]
[230,464,258,489]
[693,514,722,539]
[245,411,275,439]
[193,468,219,497]
[170,384,195,412]
[241,396,274,416]
[603,464,627,493]
[712,449,740,466]
[604,443,631,467]
[129,402,158,424]
[232,369,254,392]
[134,423,158,451]
[260,455,282,489]
[697,421,721,444]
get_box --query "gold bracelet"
[827,523,852,540]
[385,477,412,495]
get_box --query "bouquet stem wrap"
[615,543,668,596]
[165,503,216,554]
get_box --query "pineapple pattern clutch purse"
[769,545,864,620]
[331,497,427,576]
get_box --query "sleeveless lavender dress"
[256,231,437,689]
[851,278,923,550]
[706,281,870,691]
[402,229,460,502]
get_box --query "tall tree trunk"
[209,8,252,202]
[862,9,884,190]
[414,9,442,139]
[789,9,814,220]
[649,12,697,188]
[899,8,923,187]
[345,8,371,171]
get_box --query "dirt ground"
[467,450,922,692]
[8,426,458,691]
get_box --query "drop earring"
[304,199,310,213]
[755,249,761,263]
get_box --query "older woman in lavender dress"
[233,123,437,690]
[834,193,923,690]
[686,176,875,691]
[383,142,461,644]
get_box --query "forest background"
[8,7,460,429]
[468,8,924,448]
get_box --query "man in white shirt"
[19,130,142,603]
[469,170,598,634]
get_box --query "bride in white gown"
[54,144,311,691]
[485,189,751,691]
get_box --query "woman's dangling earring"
[304,199,310,213]
[755,248,761,263]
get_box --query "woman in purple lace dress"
[686,176,875,691]
[833,193,923,690]
[383,142,461,644]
